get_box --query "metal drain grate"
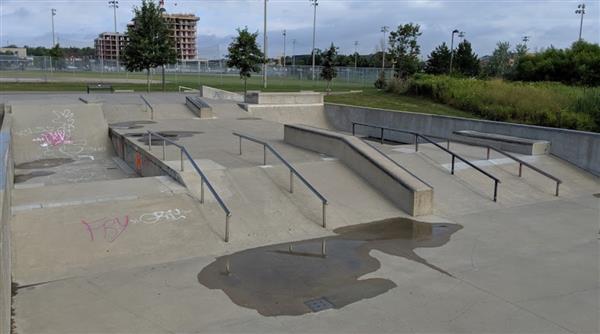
[304,297,334,312]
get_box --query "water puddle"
[16,158,74,169]
[14,171,55,183]
[197,218,462,316]
[594,193,599,198]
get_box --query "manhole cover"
[304,297,334,312]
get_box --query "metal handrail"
[354,123,561,197]
[147,131,232,241]
[140,95,154,120]
[352,122,501,201]
[233,132,328,227]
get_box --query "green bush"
[403,74,599,132]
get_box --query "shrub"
[402,74,599,132]
[374,70,387,89]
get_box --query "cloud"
[1,0,598,58]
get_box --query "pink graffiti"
[34,130,72,147]
[81,216,129,242]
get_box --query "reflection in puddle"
[197,218,462,316]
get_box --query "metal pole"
[292,39,296,67]
[289,170,294,193]
[414,134,419,152]
[451,155,455,175]
[109,1,119,72]
[518,163,523,177]
[352,123,355,135]
[200,178,205,203]
[162,140,166,160]
[321,239,326,256]
[311,0,318,80]
[576,4,586,41]
[380,128,384,144]
[180,149,184,171]
[381,26,389,71]
[487,147,490,160]
[263,145,267,165]
[263,0,268,88]
[449,29,458,74]
[354,41,359,69]
[239,137,242,155]
[225,214,230,242]
[493,181,498,202]
[282,29,286,67]
[555,182,560,196]
[148,132,152,151]
[51,9,56,47]
[322,202,327,228]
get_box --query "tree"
[48,43,65,70]
[226,27,263,95]
[454,40,480,76]
[320,43,338,93]
[425,42,451,75]
[123,0,176,92]
[388,23,422,79]
[485,41,511,77]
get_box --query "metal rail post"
[180,149,184,171]
[555,182,560,196]
[494,181,498,202]
[451,155,455,175]
[322,202,327,228]
[414,134,419,152]
[148,132,152,151]
[239,136,242,155]
[162,140,166,160]
[225,214,230,242]
[487,147,490,160]
[380,128,384,144]
[518,163,523,177]
[200,178,205,203]
[290,171,294,193]
[263,145,267,165]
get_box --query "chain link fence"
[0,55,396,88]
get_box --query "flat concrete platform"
[2,92,598,334]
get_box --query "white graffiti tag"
[131,209,192,225]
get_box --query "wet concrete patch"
[14,171,55,183]
[594,193,599,198]
[16,158,75,169]
[109,120,157,129]
[198,218,462,316]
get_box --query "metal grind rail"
[140,95,154,120]
[233,132,328,227]
[147,131,232,241]
[352,122,501,202]
[352,122,561,197]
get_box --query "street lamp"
[449,29,463,74]
[575,3,586,41]
[354,40,359,69]
[51,8,57,47]
[263,0,268,88]
[310,0,318,80]
[292,39,296,67]
[380,26,389,71]
[522,35,530,46]
[109,0,119,72]
[282,30,287,67]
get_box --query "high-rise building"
[103,12,200,61]
[94,32,128,61]
[163,13,199,61]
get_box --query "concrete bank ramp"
[10,103,110,165]
[284,124,433,216]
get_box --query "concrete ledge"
[453,130,550,155]
[200,85,244,102]
[245,91,323,105]
[185,96,214,118]
[0,114,13,334]
[284,124,433,216]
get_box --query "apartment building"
[94,32,128,61]
[164,13,199,61]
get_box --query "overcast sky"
[1,0,598,59]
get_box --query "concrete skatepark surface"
[0,92,598,333]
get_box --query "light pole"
[449,29,461,74]
[109,0,119,72]
[380,26,389,71]
[310,0,318,80]
[51,8,57,46]
[282,30,287,67]
[575,3,586,41]
[263,0,268,88]
[522,35,530,46]
[292,39,296,67]
[354,40,359,69]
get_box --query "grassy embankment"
[327,74,600,132]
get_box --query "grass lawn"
[324,89,479,119]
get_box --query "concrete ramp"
[284,124,434,216]
[11,103,110,165]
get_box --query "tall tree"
[388,23,422,79]
[454,40,480,76]
[320,43,338,93]
[425,42,451,75]
[485,41,511,77]
[123,0,176,92]
[226,27,263,95]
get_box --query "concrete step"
[12,176,187,212]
